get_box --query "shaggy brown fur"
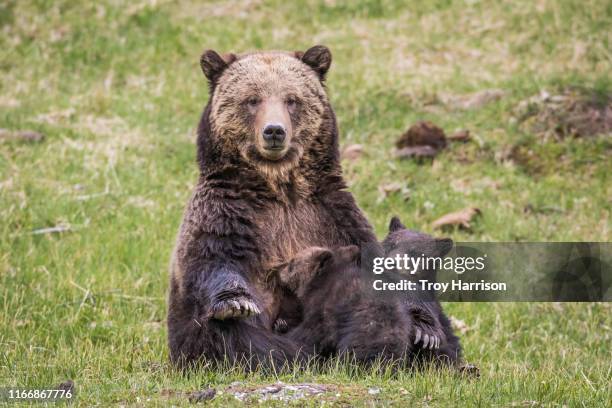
[269,245,437,366]
[167,45,377,368]
[382,217,462,365]
[264,218,461,367]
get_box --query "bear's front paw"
[210,296,261,320]
[413,325,444,350]
[272,318,288,333]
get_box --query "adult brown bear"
[167,46,377,368]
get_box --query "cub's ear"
[434,238,454,257]
[310,248,334,270]
[200,49,236,84]
[297,45,332,80]
[389,216,406,233]
[336,245,360,263]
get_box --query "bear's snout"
[262,123,286,148]
[253,96,293,161]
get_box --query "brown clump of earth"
[396,120,447,150]
[514,88,612,140]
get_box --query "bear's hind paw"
[211,296,261,320]
[414,327,442,350]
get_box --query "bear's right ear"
[297,45,332,80]
[434,238,454,257]
[200,50,236,84]
[389,216,406,233]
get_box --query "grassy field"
[1,0,611,406]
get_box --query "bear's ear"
[434,238,454,257]
[200,49,236,84]
[311,248,334,270]
[389,216,406,233]
[298,45,332,80]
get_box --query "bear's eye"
[285,96,298,110]
[246,97,260,107]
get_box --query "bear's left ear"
[388,216,406,233]
[200,49,236,85]
[297,45,332,80]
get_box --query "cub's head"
[277,245,359,298]
[383,216,453,259]
[199,46,333,175]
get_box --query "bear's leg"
[169,277,301,369]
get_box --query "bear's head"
[276,245,359,299]
[382,217,453,297]
[198,46,335,177]
[383,216,454,260]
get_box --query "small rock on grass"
[227,382,328,402]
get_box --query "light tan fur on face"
[253,95,293,158]
[209,52,328,181]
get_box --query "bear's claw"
[414,328,440,349]
[211,296,261,320]
[273,318,288,333]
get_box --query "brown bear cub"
[269,245,449,366]
[382,216,462,365]
[268,217,461,367]
[271,244,424,365]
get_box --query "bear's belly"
[253,200,337,323]
[255,201,336,270]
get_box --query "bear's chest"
[255,200,335,269]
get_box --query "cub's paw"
[211,296,261,320]
[406,302,444,350]
[413,326,443,350]
[273,318,288,334]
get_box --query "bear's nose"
[262,123,286,147]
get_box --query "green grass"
[1,0,611,406]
